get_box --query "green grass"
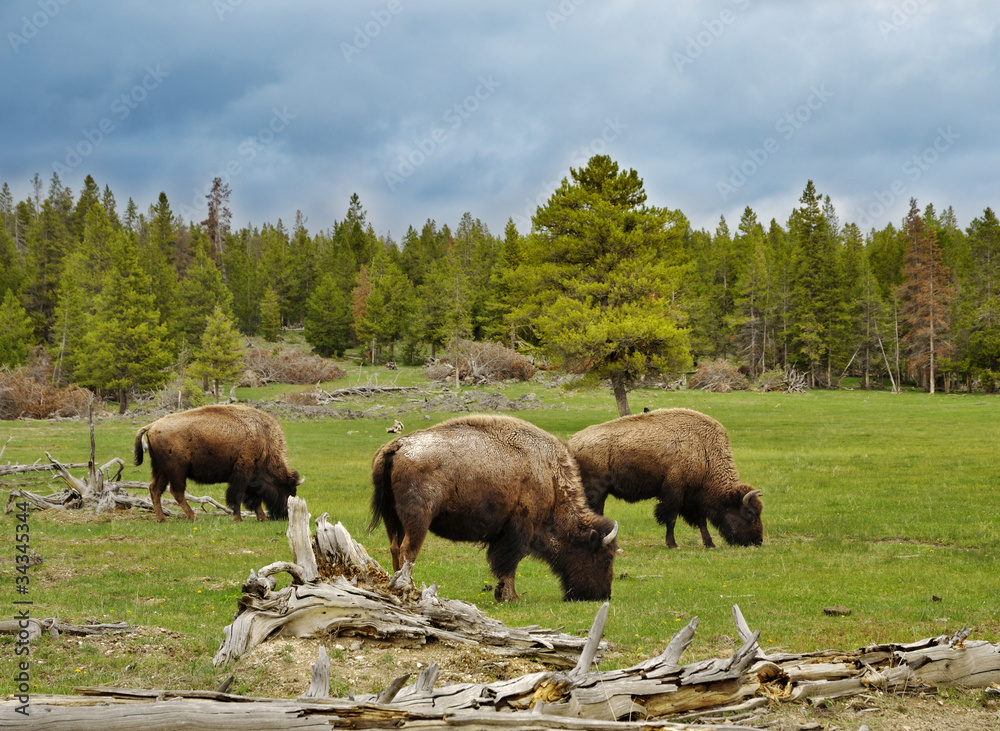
[1,382,999,696]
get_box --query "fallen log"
[0,617,133,640]
[214,497,604,668]
[11,616,1000,729]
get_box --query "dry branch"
[0,617,133,641]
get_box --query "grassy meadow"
[1,370,999,697]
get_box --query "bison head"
[544,518,619,602]
[248,470,302,520]
[718,486,763,547]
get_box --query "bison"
[569,408,762,549]
[368,414,619,602]
[134,404,302,523]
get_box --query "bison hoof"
[494,581,521,603]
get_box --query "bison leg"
[388,534,401,572]
[253,504,268,522]
[654,501,680,549]
[697,521,717,549]
[168,481,197,521]
[226,476,250,522]
[487,526,529,602]
[149,473,170,523]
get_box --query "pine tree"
[202,176,232,262]
[789,181,842,386]
[304,273,354,357]
[0,225,22,301]
[285,211,319,328]
[452,212,500,340]
[0,289,34,367]
[191,305,244,402]
[485,218,526,349]
[176,238,234,347]
[23,175,74,341]
[731,208,770,375]
[258,222,291,327]
[144,192,180,333]
[962,208,1000,372]
[766,219,795,369]
[222,226,264,335]
[51,203,117,382]
[352,243,414,362]
[897,199,953,392]
[259,286,282,342]
[73,231,172,413]
[513,155,692,415]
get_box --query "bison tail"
[134,426,150,466]
[368,442,398,533]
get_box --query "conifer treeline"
[1,170,998,397]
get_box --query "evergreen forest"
[2,155,999,414]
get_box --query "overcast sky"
[3,1,997,241]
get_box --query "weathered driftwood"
[319,384,418,402]
[5,470,231,518]
[12,615,1000,729]
[1,692,767,731]
[0,459,88,477]
[0,617,133,640]
[213,497,606,668]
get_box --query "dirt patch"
[753,691,999,730]
[231,635,547,699]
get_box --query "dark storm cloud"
[2,1,997,238]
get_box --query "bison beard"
[368,414,619,602]
[134,405,301,523]
[570,408,763,549]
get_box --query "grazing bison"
[569,408,762,549]
[134,404,302,523]
[368,414,619,602]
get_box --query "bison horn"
[297,476,306,486]
[603,521,619,546]
[742,489,761,505]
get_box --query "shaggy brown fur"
[369,414,619,602]
[569,408,763,548]
[134,405,301,523]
